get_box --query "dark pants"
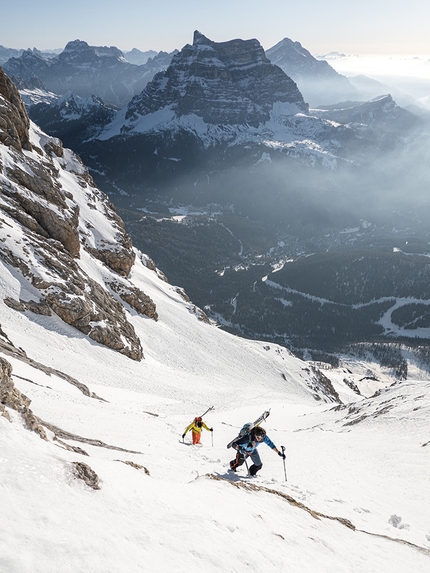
[230,449,263,475]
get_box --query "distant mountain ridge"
[0,45,60,65]
[0,45,24,65]
[73,30,418,209]
[26,91,116,151]
[3,41,175,108]
[123,48,158,65]
[266,37,359,106]
[312,94,419,132]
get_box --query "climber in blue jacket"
[229,426,285,476]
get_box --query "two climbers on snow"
[182,416,213,445]
[229,425,285,477]
[181,410,286,480]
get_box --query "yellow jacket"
[184,419,211,435]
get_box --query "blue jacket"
[233,429,276,455]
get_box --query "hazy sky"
[2,0,430,55]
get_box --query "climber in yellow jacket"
[182,416,213,445]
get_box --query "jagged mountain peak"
[193,29,211,45]
[267,37,339,78]
[124,31,307,128]
[191,29,264,59]
[188,29,272,71]
[88,33,419,200]
[123,48,158,65]
[63,39,90,52]
[266,37,358,107]
[59,39,126,64]
[5,48,51,79]
[21,48,50,62]
[270,37,312,57]
[59,39,99,63]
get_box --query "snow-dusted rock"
[0,66,158,360]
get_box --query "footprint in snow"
[388,514,410,530]
[353,507,371,514]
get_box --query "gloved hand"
[182,434,185,439]
[278,451,286,459]
[210,427,213,432]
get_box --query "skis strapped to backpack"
[226,409,271,448]
[200,406,214,418]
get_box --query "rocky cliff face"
[126,31,307,127]
[0,67,32,152]
[0,67,158,360]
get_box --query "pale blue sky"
[2,0,430,55]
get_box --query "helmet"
[254,426,266,439]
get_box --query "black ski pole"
[281,446,287,481]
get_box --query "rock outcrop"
[72,461,101,490]
[0,357,47,439]
[0,65,32,151]
[0,67,158,360]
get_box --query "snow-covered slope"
[1,302,429,573]
[1,64,430,573]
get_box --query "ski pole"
[281,446,287,481]
[211,430,214,447]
